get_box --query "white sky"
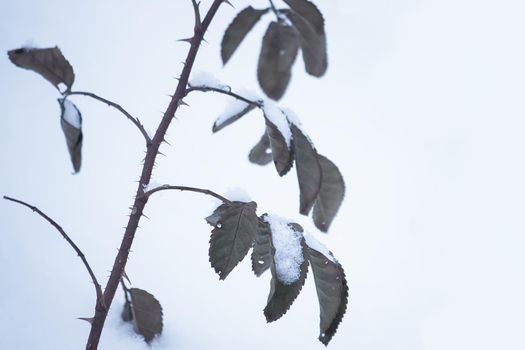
[1,0,525,349]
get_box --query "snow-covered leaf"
[248,132,273,166]
[221,7,269,64]
[59,98,82,173]
[291,123,322,215]
[257,22,300,100]
[313,155,345,232]
[263,110,294,176]
[128,288,163,343]
[206,201,258,279]
[306,237,348,345]
[212,103,256,133]
[264,217,309,322]
[251,220,272,277]
[8,46,75,91]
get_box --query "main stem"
[85,2,224,348]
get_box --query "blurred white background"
[1,0,525,349]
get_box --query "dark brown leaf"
[291,124,322,215]
[263,114,294,176]
[313,155,345,232]
[8,46,75,91]
[251,220,272,277]
[248,132,273,166]
[206,201,258,279]
[307,243,348,345]
[257,22,300,100]
[59,99,82,173]
[121,301,133,322]
[212,103,256,133]
[129,288,163,343]
[221,7,269,64]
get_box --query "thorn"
[142,213,150,220]
[224,0,234,8]
[177,37,194,44]
[162,139,172,146]
[77,317,94,324]
[178,99,190,107]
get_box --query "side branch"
[3,195,105,311]
[143,185,232,204]
[185,85,263,107]
[67,91,151,144]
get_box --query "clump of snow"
[189,71,230,92]
[265,215,305,285]
[60,99,81,129]
[304,232,337,263]
[224,187,252,202]
[281,107,302,127]
[143,180,162,192]
[262,100,292,146]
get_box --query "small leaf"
[8,46,75,91]
[291,124,322,215]
[251,220,272,277]
[283,0,327,76]
[313,155,345,232]
[59,98,83,173]
[264,220,309,322]
[128,288,163,343]
[121,301,133,322]
[212,103,256,133]
[257,22,300,100]
[206,201,258,279]
[221,7,269,64]
[307,243,348,345]
[264,117,293,176]
[248,132,273,166]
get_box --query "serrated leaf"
[283,0,324,33]
[291,124,322,215]
[212,103,256,133]
[8,46,75,91]
[248,132,273,166]
[264,222,309,322]
[313,155,345,232]
[257,22,300,100]
[221,7,269,64]
[264,117,294,176]
[251,220,272,276]
[307,246,348,345]
[128,288,163,343]
[207,201,258,279]
[59,99,83,173]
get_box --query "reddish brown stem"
[84,1,226,349]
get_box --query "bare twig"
[3,196,105,311]
[66,90,151,144]
[185,85,263,107]
[143,184,233,204]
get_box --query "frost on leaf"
[251,220,272,277]
[291,123,322,215]
[58,98,83,173]
[313,155,345,232]
[206,201,258,279]
[263,216,309,322]
[221,6,269,64]
[283,0,327,77]
[122,288,163,343]
[305,234,348,345]
[8,46,75,91]
[257,21,300,100]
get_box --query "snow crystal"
[143,180,161,192]
[189,71,230,92]
[265,215,304,285]
[263,100,291,146]
[61,99,81,129]
[304,232,337,263]
[224,187,251,202]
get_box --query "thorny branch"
[143,184,233,204]
[3,195,105,311]
[185,85,263,107]
[66,90,151,144]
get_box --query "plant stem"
[143,184,233,204]
[84,1,226,349]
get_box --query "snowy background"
[1,0,525,349]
